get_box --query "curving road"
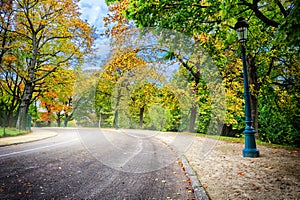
[0,128,196,199]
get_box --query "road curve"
[0,128,196,199]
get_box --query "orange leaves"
[38,68,76,122]
[40,111,54,122]
[103,0,130,37]
[2,54,18,65]
[237,171,244,176]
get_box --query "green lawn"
[0,127,28,137]
[180,132,300,151]
[196,133,300,151]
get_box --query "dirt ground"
[185,137,300,200]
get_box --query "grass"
[0,127,28,138]
[177,131,300,151]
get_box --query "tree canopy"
[102,0,299,146]
[0,0,95,129]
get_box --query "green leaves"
[102,0,299,144]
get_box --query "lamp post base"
[243,148,259,157]
[243,125,259,157]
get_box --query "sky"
[76,0,183,78]
[78,0,110,69]
[78,0,108,34]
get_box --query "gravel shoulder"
[184,136,300,200]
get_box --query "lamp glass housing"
[234,17,249,43]
[236,26,248,43]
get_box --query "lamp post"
[234,17,259,158]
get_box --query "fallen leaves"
[177,160,185,171]
[237,171,244,176]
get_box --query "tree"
[1,0,94,130]
[103,0,226,133]
[101,49,147,128]
[69,70,100,127]
[38,68,75,127]
[110,0,299,143]
[0,0,23,127]
[130,83,157,128]
[95,72,114,128]
[155,86,184,132]
[0,69,24,127]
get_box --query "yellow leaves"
[190,81,196,88]
[224,85,244,126]
[104,50,146,82]
[104,0,130,37]
[194,32,211,45]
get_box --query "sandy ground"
[184,137,300,200]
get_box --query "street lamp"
[234,17,259,157]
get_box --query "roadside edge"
[0,129,58,147]
[180,155,210,200]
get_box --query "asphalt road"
[0,128,196,199]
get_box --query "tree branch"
[276,0,288,18]
[238,0,280,27]
[31,53,75,83]
[39,36,72,50]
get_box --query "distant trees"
[1,0,298,147]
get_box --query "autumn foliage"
[98,0,300,146]
[0,0,95,129]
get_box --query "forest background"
[0,0,299,147]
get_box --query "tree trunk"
[64,116,68,127]
[220,124,243,137]
[139,106,145,129]
[16,28,37,130]
[113,89,122,129]
[113,109,118,128]
[64,120,67,127]
[8,85,21,127]
[64,113,72,127]
[16,83,33,130]
[188,106,197,132]
[247,55,260,138]
[57,117,61,127]
[98,112,102,128]
[8,107,17,127]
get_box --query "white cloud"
[78,0,108,34]
[78,0,110,69]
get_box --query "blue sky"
[78,0,110,69]
[78,0,108,34]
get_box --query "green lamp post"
[234,17,259,157]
